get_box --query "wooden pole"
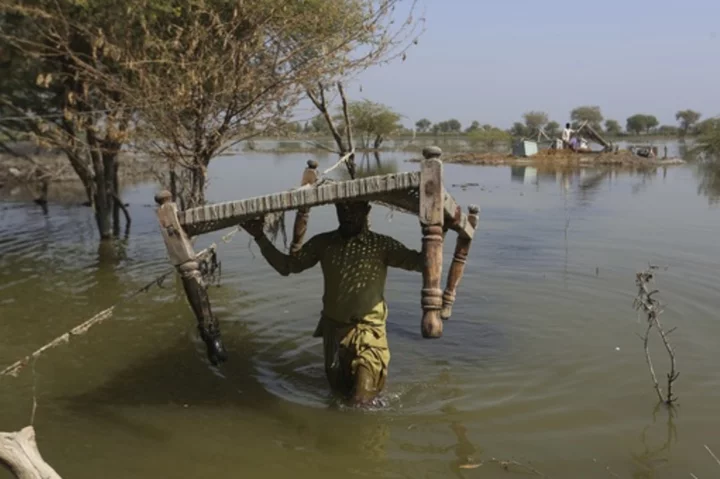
[155,191,227,365]
[419,146,445,339]
[289,160,319,254]
[441,205,480,320]
[0,427,61,479]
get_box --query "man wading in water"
[242,200,423,406]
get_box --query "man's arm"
[253,233,323,276]
[384,236,424,272]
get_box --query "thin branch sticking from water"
[633,265,679,405]
[705,445,720,467]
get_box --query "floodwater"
[2,148,720,478]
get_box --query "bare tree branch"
[633,266,679,405]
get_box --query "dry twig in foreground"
[633,266,679,405]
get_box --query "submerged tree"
[119,0,423,208]
[0,0,138,239]
[675,109,702,136]
[344,100,402,149]
[2,0,423,212]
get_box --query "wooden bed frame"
[154,146,479,364]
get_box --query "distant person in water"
[242,201,423,406]
[561,123,574,149]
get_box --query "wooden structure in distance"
[154,146,479,363]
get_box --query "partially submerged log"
[154,145,479,340]
[0,426,61,479]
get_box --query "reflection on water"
[696,160,720,205]
[2,147,720,478]
[630,407,678,479]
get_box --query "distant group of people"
[560,123,588,152]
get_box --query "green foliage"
[2,0,422,209]
[693,118,720,158]
[446,119,462,132]
[657,125,680,137]
[465,120,480,133]
[510,122,528,138]
[675,109,702,135]
[545,121,560,138]
[415,118,431,133]
[604,119,622,136]
[571,105,604,130]
[626,114,659,135]
[432,119,462,134]
[340,99,402,148]
[311,114,330,134]
[522,111,548,134]
[468,127,511,150]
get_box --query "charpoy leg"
[289,160,319,253]
[441,205,480,320]
[155,191,227,365]
[420,147,445,338]
[178,261,227,365]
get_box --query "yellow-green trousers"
[313,316,390,403]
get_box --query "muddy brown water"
[1,150,720,478]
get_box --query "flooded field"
[1,149,720,478]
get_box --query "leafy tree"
[604,119,622,136]
[127,0,421,207]
[311,114,330,134]
[415,118,431,133]
[0,0,147,239]
[341,99,402,149]
[510,122,528,138]
[626,114,659,135]
[645,115,660,133]
[675,110,702,136]
[1,0,423,214]
[626,115,645,135]
[545,121,560,138]
[571,106,604,130]
[446,119,462,132]
[465,120,480,133]
[522,111,549,134]
[694,119,720,158]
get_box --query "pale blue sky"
[344,0,720,130]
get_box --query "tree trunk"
[373,135,384,150]
[184,161,208,209]
[112,160,121,237]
